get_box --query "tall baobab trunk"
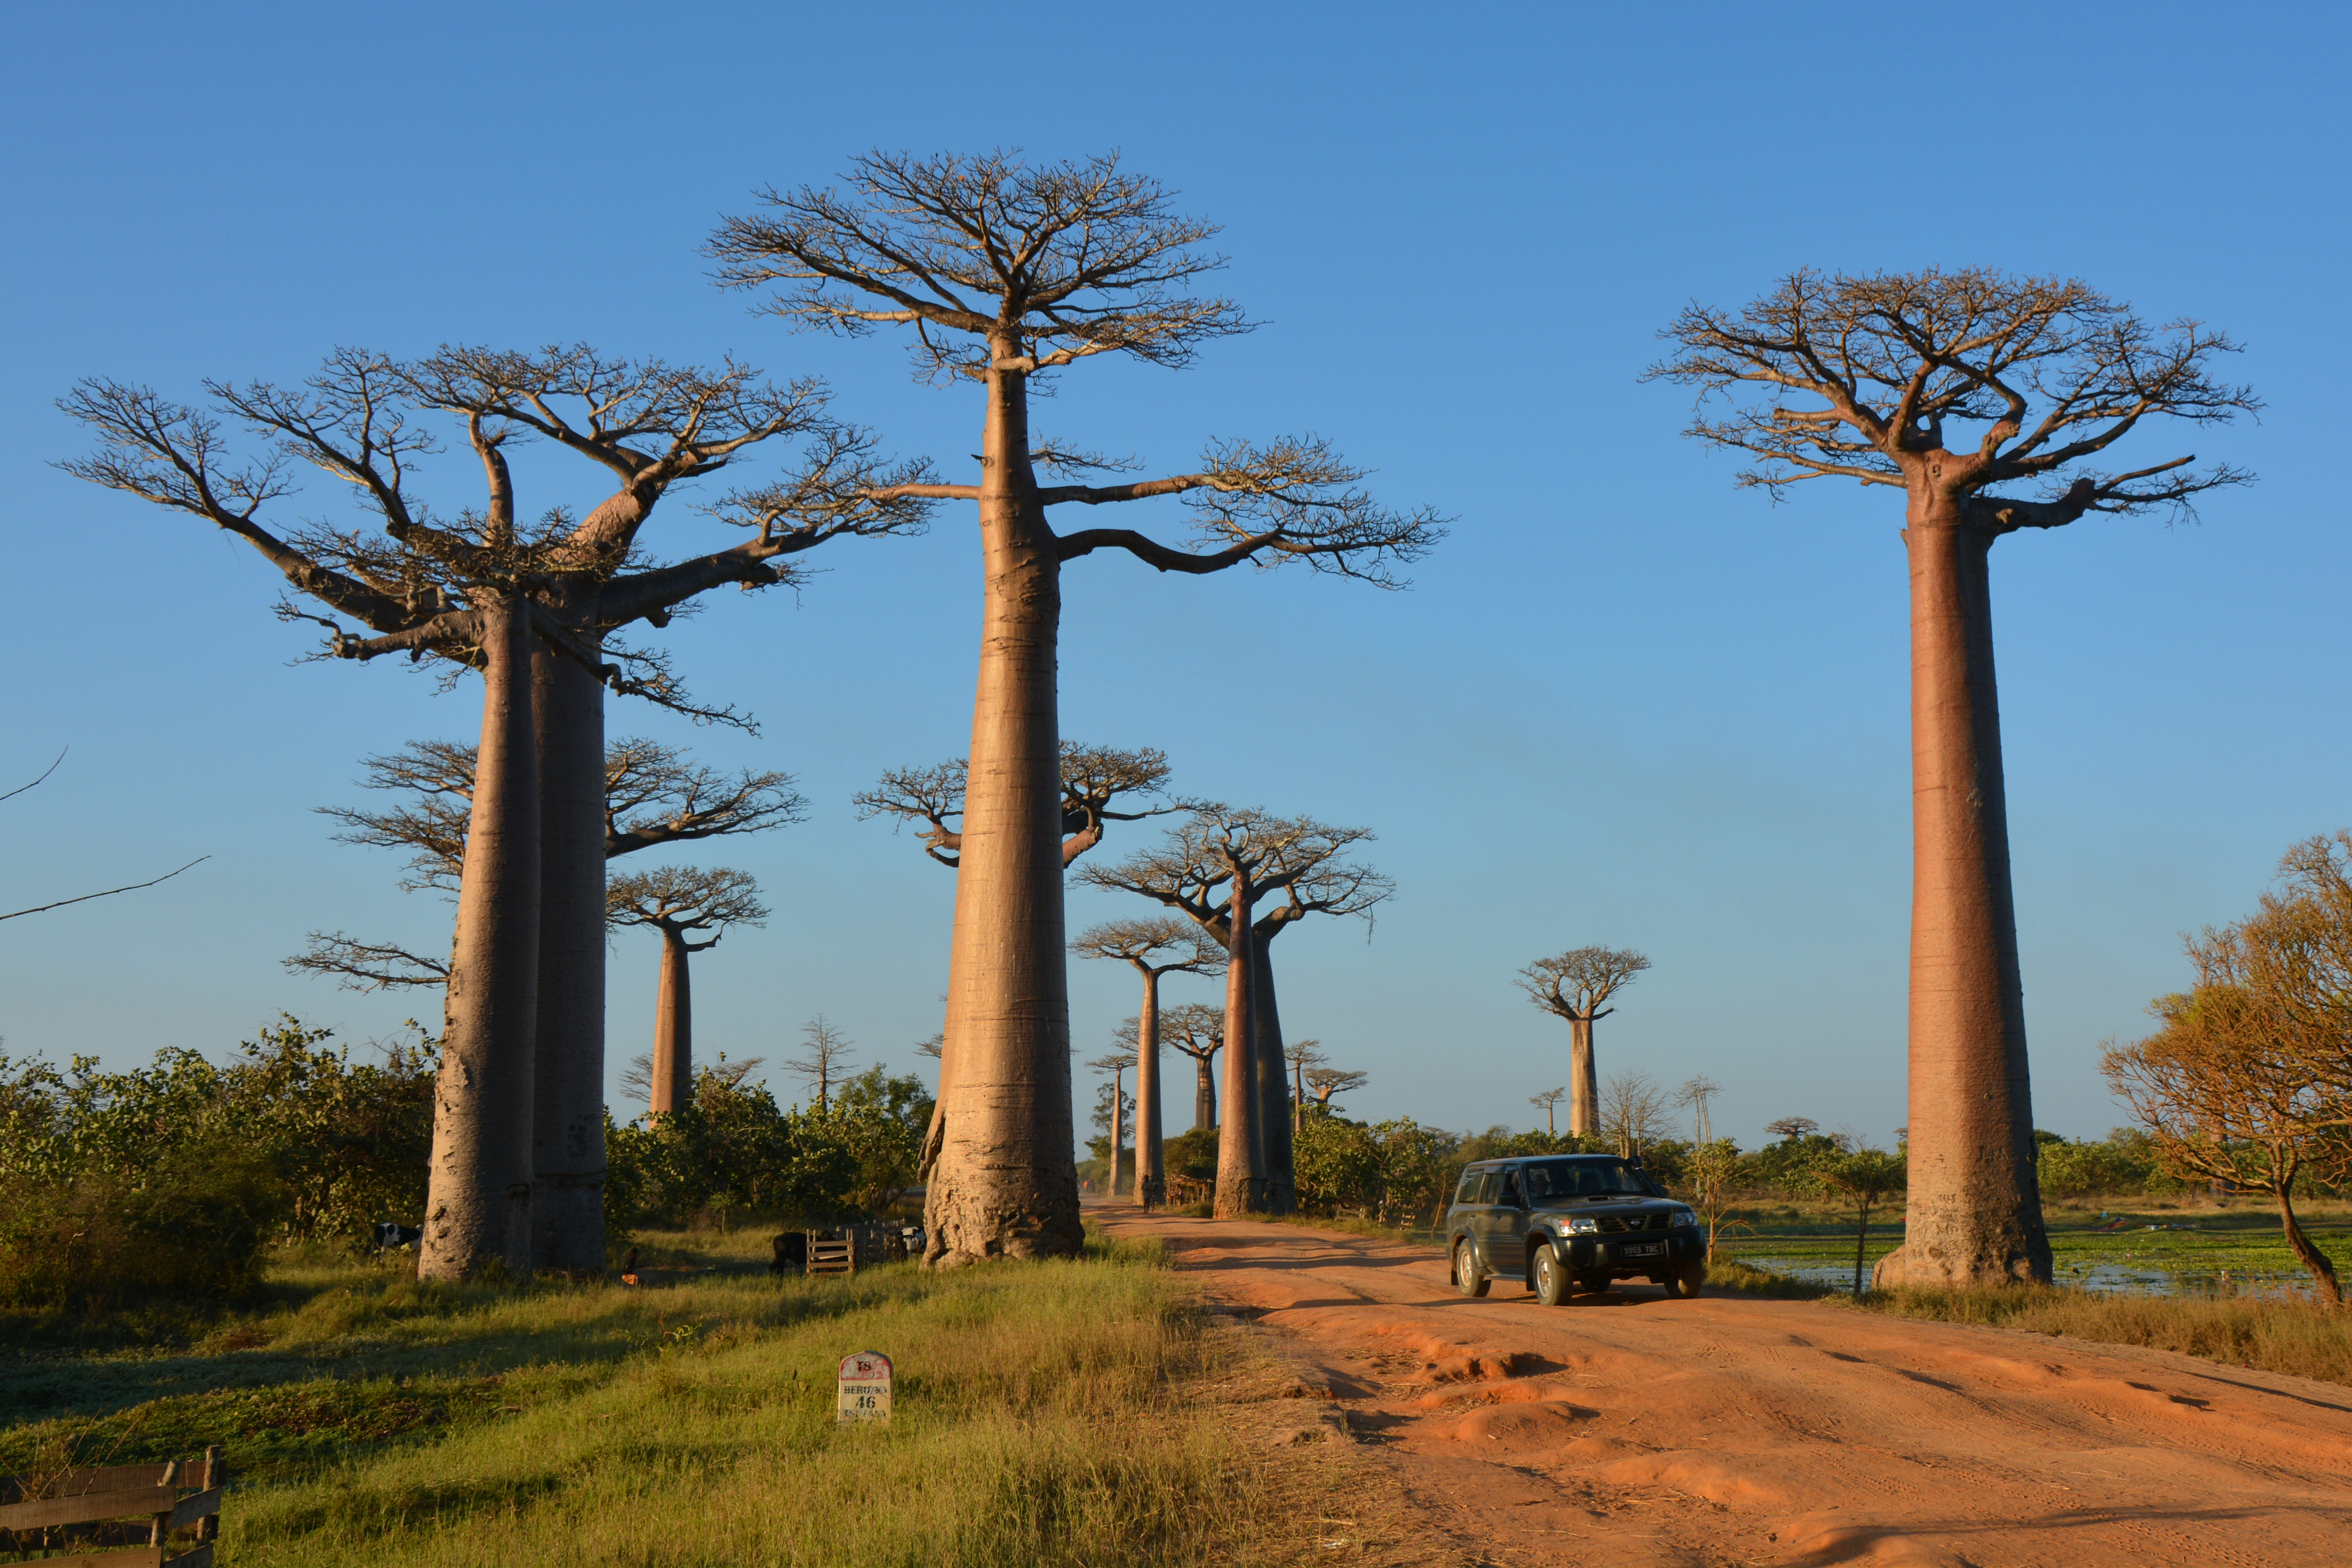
[531,644,608,1272]
[1135,972,1166,1207]
[1107,1063,1126,1200]
[1254,938,1295,1214]
[649,927,692,1117]
[1214,874,1265,1217]
[1874,503,2052,1288]
[1567,1016,1598,1137]
[421,596,540,1281]
[925,347,1082,1264]
[1194,1055,1218,1131]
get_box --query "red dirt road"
[1101,1210,2352,1568]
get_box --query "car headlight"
[1668,1208,1696,1228]
[1567,1217,1599,1234]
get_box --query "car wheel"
[1532,1246,1569,1306]
[1453,1240,1491,1299]
[1664,1262,1704,1299]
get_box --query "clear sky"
[4,3,2343,1153]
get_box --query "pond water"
[1737,1253,2324,1300]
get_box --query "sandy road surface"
[1098,1209,2352,1567]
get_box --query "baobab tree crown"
[1519,948,1651,1020]
[1645,268,2259,531]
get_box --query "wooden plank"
[0,1462,177,1503]
[166,1544,216,1568]
[166,1485,223,1530]
[21,1549,165,1568]
[0,1481,175,1531]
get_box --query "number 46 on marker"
[836,1350,893,1426]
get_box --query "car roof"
[1468,1154,1626,1170]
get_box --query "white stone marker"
[836,1350,894,1425]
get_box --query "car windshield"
[1521,1160,1650,1204]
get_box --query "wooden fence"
[0,1448,223,1565]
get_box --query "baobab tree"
[63,348,923,1280]
[1085,1052,1133,1196]
[785,1015,856,1110]
[1161,1003,1225,1132]
[1529,1086,1567,1135]
[712,151,1443,1263]
[1072,917,1222,1206]
[856,744,1175,869]
[1287,1040,1327,1131]
[606,866,768,1120]
[1650,269,2258,1286]
[1517,947,1650,1137]
[1082,805,1392,1216]
[1305,1067,1367,1113]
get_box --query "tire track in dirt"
[1105,1211,2352,1568]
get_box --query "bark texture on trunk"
[1194,1058,1217,1131]
[530,644,607,1274]
[1874,503,2052,1288]
[1253,937,1295,1214]
[1567,1016,1598,1137]
[923,348,1083,1265]
[1135,971,1165,1207]
[1214,877,1265,1217]
[421,595,540,1281]
[650,928,691,1118]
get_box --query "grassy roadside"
[1,1229,1369,1567]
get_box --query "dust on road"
[1101,1210,2352,1568]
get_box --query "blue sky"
[3,3,2343,1152]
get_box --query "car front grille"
[1595,1213,1666,1234]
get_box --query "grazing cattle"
[373,1222,422,1252]
[770,1232,808,1276]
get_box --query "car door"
[1463,1168,1500,1271]
[1491,1167,1529,1284]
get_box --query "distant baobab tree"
[63,347,925,1281]
[1650,269,2257,1287]
[1085,1052,1134,1197]
[712,151,1444,1265]
[1304,1067,1367,1113]
[1529,1086,1567,1136]
[856,744,1175,869]
[606,866,767,1120]
[1518,948,1650,1138]
[1072,918,1222,1206]
[1286,1039,1327,1131]
[1161,1003,1225,1132]
[785,1016,856,1111]
[1083,805,1392,1217]
[1765,1116,1821,1143]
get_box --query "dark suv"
[1446,1154,1704,1303]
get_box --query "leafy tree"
[1811,1146,1908,1296]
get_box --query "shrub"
[0,1150,281,1307]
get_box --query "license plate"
[1621,1241,1664,1258]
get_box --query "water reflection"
[1736,1254,2324,1300]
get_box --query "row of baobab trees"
[63,146,2257,1287]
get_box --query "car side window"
[1475,1171,1500,1204]
[1455,1172,1481,1206]
[1499,1170,1523,1207]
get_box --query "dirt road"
[1101,1210,2352,1567]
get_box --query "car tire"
[1664,1262,1704,1299]
[1453,1240,1491,1299]
[1532,1246,1569,1306]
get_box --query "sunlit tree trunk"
[1568,1016,1598,1137]
[1215,872,1265,1217]
[1254,937,1295,1214]
[531,643,608,1273]
[1876,501,2052,1287]
[924,346,1082,1264]
[421,595,539,1281]
[649,927,692,1118]
[2271,1157,2342,1306]
[1194,1057,1218,1131]
[1135,970,1165,1206]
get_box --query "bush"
[0,1151,282,1307]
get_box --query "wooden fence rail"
[0,1447,222,1566]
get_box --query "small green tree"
[1812,1147,1908,1295]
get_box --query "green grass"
[1,1228,1323,1568]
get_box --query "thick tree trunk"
[530,643,607,1274]
[1108,1067,1125,1201]
[1254,936,1296,1214]
[1135,970,1165,1207]
[1195,1057,1218,1131]
[1874,502,2052,1288]
[421,596,539,1281]
[923,347,1083,1265]
[1214,876,1265,1217]
[1567,1015,1598,1137]
[650,927,691,1118]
